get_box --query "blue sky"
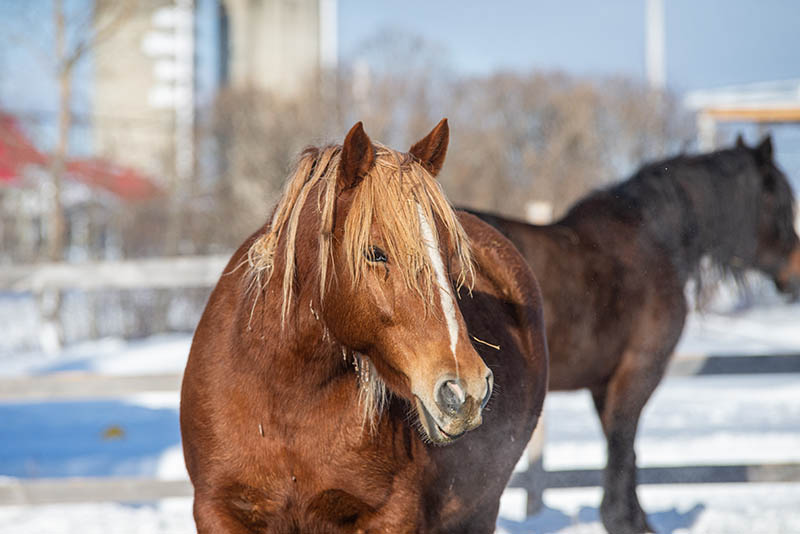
[339,0,800,91]
[3,0,798,116]
[2,0,798,166]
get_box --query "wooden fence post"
[526,412,547,516]
[36,288,63,353]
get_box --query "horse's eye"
[364,246,388,263]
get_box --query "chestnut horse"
[469,135,800,534]
[180,120,548,533]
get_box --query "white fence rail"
[0,373,183,401]
[0,255,230,293]
[2,352,799,403]
[0,477,192,506]
[0,255,230,352]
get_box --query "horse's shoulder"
[456,211,546,365]
[457,211,540,297]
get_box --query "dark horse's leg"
[591,346,672,534]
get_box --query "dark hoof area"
[600,498,654,534]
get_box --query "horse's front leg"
[590,347,670,534]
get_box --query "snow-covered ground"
[0,333,191,378]
[676,300,800,357]
[1,300,800,533]
[493,373,800,533]
[500,482,800,534]
[4,483,798,534]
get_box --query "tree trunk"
[48,0,71,262]
[41,0,70,353]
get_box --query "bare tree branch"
[63,1,136,71]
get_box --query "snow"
[0,396,182,479]
[676,301,800,357]
[0,498,194,534]
[542,374,800,470]
[2,483,800,534]
[1,298,800,533]
[0,334,191,377]
[499,483,800,534]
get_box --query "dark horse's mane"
[563,144,796,289]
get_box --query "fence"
[0,255,229,351]
[0,256,229,293]
[511,350,800,515]
[1,257,800,510]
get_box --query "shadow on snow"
[0,400,180,478]
[498,503,705,534]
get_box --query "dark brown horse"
[469,135,800,534]
[180,120,548,533]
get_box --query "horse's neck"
[250,293,352,406]
[563,174,736,283]
[637,173,744,282]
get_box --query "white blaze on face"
[417,204,460,365]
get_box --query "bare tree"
[49,0,135,261]
[440,72,694,218]
[203,32,694,243]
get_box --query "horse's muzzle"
[414,371,493,445]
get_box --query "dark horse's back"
[465,198,684,392]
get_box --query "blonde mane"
[246,143,475,322]
[245,142,475,431]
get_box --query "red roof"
[0,113,47,182]
[66,158,160,200]
[0,112,160,201]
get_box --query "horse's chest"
[235,432,423,531]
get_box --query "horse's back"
[466,206,684,391]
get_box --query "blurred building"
[225,0,336,96]
[685,79,800,150]
[91,0,336,185]
[91,0,177,185]
[685,79,800,201]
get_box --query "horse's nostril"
[436,379,466,416]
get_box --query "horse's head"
[737,134,800,299]
[249,120,493,444]
[319,120,493,444]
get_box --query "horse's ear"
[756,134,773,162]
[735,134,746,149]
[339,121,375,190]
[409,118,449,177]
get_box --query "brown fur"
[467,136,800,534]
[181,121,548,533]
